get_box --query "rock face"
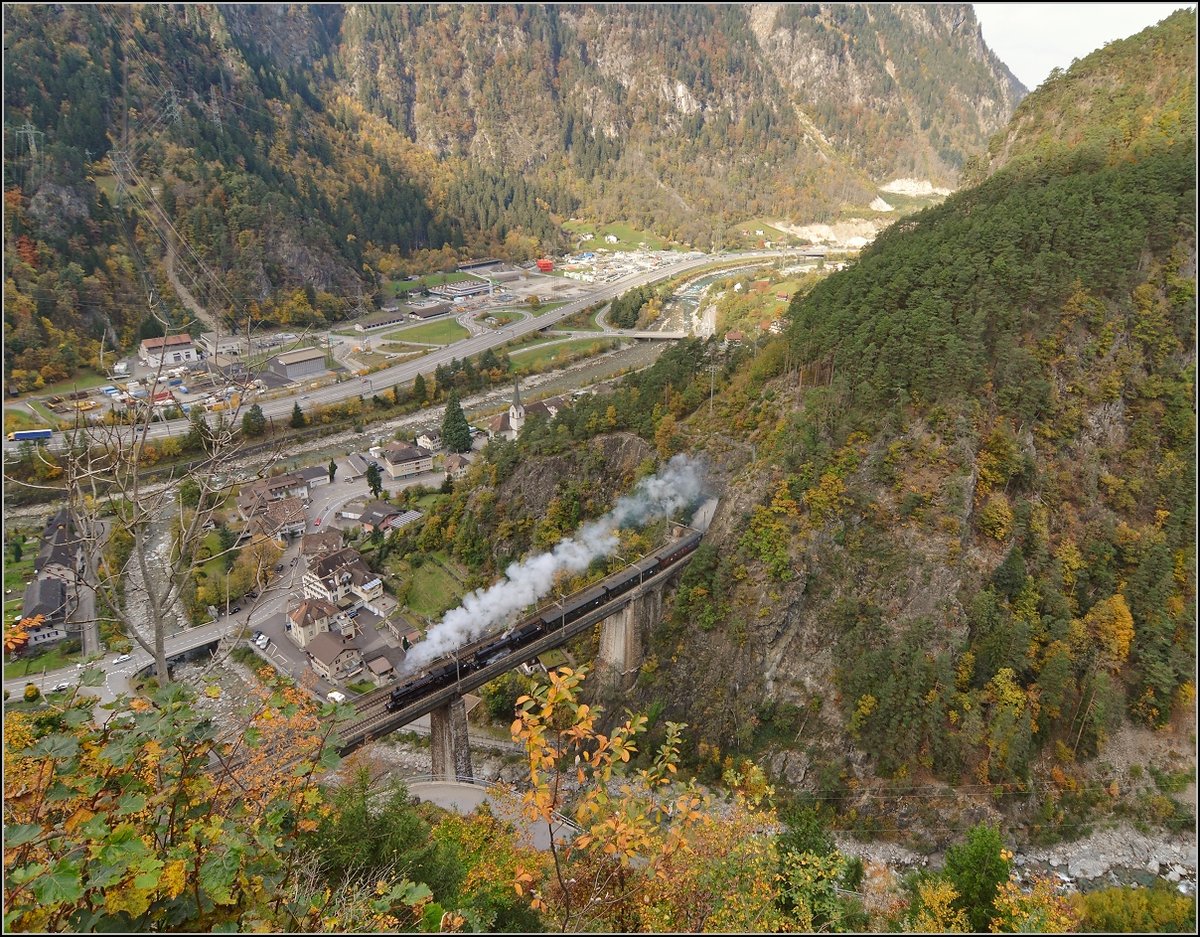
[226,2,1024,225]
[475,431,654,566]
[27,183,90,239]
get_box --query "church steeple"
[509,378,525,433]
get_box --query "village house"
[306,632,364,683]
[33,507,77,583]
[386,615,423,650]
[380,442,433,480]
[286,597,347,649]
[248,497,308,543]
[20,579,69,647]
[338,499,366,522]
[444,453,473,480]
[366,656,396,687]
[302,547,383,610]
[359,500,401,533]
[343,453,371,481]
[415,431,441,452]
[487,380,569,442]
[295,465,332,490]
[236,473,310,520]
[300,529,343,559]
[18,507,81,649]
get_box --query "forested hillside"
[965,8,1196,183]
[3,3,1021,387]
[644,8,1196,833]
[398,10,1196,846]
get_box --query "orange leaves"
[506,664,783,930]
[3,625,30,653]
[513,868,533,896]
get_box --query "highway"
[7,250,790,454]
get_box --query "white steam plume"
[406,454,706,668]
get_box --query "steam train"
[384,530,703,713]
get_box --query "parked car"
[255,635,269,649]
[314,518,321,526]
[113,654,132,664]
[275,564,284,572]
[252,631,263,641]
[326,691,346,704]
[231,606,241,614]
[246,590,258,600]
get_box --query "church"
[486,379,566,441]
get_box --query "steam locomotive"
[384,530,702,713]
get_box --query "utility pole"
[208,86,222,128]
[13,122,45,192]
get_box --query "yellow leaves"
[63,805,95,833]
[978,492,1014,541]
[985,668,1026,713]
[512,868,534,896]
[849,693,877,739]
[129,697,153,713]
[990,874,1080,933]
[104,881,154,919]
[1079,594,1135,669]
[297,818,319,833]
[161,859,189,900]
[911,878,969,932]
[204,684,222,699]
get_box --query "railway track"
[334,537,702,754]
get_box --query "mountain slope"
[966,8,1196,183]
[617,12,1194,840]
[3,3,1022,387]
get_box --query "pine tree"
[290,402,306,429]
[413,373,427,403]
[441,391,472,453]
[184,409,211,451]
[328,458,338,484]
[242,404,266,438]
[366,462,383,499]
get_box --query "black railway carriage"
[383,530,704,715]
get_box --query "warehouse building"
[268,347,328,382]
[139,334,199,368]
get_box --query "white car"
[255,634,270,649]
[326,691,346,704]
[113,654,132,664]
[52,682,71,693]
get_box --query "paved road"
[406,780,574,851]
[6,250,794,455]
[2,467,446,708]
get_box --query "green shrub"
[1075,881,1197,933]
